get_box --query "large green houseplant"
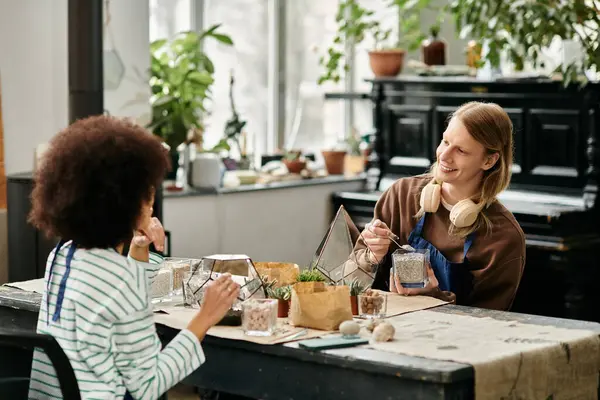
[148,24,233,174]
[449,0,600,85]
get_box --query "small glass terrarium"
[241,298,278,336]
[182,271,202,309]
[182,255,267,320]
[392,248,430,289]
[151,266,173,303]
[311,206,376,289]
[358,289,387,319]
[164,257,192,296]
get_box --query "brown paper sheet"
[381,293,448,318]
[153,304,330,345]
[367,310,600,400]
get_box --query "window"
[149,0,193,42]
[148,0,385,159]
[202,0,269,156]
[284,0,346,154]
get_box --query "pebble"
[339,320,360,336]
[372,322,395,342]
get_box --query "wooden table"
[1,285,599,400]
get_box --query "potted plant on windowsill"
[282,150,307,174]
[344,128,366,176]
[318,0,431,84]
[449,0,600,86]
[147,24,233,180]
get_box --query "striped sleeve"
[128,251,164,283]
[109,310,205,399]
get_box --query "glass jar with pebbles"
[358,289,387,319]
[392,247,430,289]
[151,267,173,303]
[241,298,278,336]
[164,257,192,296]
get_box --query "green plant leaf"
[150,39,167,52]
[211,33,234,45]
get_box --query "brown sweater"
[361,176,525,311]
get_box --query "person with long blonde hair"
[360,102,525,310]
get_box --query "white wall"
[0,0,150,175]
[163,180,365,268]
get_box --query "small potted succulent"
[296,269,327,283]
[282,150,307,174]
[267,285,292,318]
[345,278,367,316]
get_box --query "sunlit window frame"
[194,0,356,156]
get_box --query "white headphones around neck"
[419,181,481,228]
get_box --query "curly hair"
[29,115,170,249]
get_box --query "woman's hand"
[131,217,165,252]
[187,273,240,340]
[361,219,392,264]
[389,265,456,303]
[390,262,439,295]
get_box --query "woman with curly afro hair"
[27,115,240,399]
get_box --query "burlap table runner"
[368,310,600,400]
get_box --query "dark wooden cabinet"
[331,76,600,323]
[7,174,57,282]
[7,172,167,282]
[370,77,598,193]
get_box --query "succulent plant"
[297,269,327,282]
[267,285,291,301]
[345,278,367,296]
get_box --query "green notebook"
[298,336,368,351]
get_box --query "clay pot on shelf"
[350,296,359,316]
[283,159,307,174]
[368,49,406,77]
[344,155,366,176]
[322,150,346,175]
[277,299,290,318]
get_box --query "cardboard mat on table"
[368,310,600,400]
[383,293,448,317]
[153,303,331,345]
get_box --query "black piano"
[331,76,600,323]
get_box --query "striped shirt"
[28,242,205,399]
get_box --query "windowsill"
[163,174,367,198]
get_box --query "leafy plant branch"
[147,24,234,151]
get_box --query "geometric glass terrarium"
[311,205,376,289]
[184,254,267,310]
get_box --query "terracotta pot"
[277,299,290,318]
[350,296,358,316]
[283,159,307,174]
[344,154,366,176]
[322,150,346,175]
[368,49,406,77]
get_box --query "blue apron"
[407,213,476,302]
[47,241,136,400]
